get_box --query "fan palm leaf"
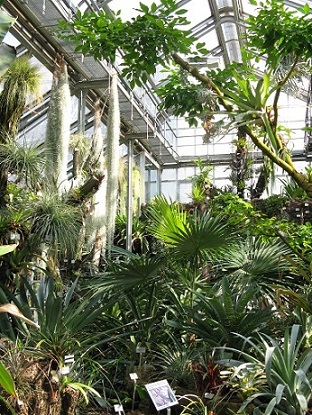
[90,253,166,291]
[147,195,233,268]
[219,236,294,293]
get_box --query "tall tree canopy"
[59,0,312,196]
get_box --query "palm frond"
[146,195,233,267]
[90,254,166,291]
[220,236,294,289]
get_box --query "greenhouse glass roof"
[1,0,312,200]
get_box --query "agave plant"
[225,324,312,415]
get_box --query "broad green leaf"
[0,304,39,328]
[0,43,16,78]
[0,9,15,43]
[0,244,17,256]
[299,4,310,15]
[0,361,16,396]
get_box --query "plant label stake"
[114,404,124,415]
[130,373,138,411]
[61,354,75,375]
[136,346,146,368]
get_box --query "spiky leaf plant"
[29,192,83,258]
[167,277,274,349]
[225,324,312,415]
[0,140,47,188]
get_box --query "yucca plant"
[225,324,312,415]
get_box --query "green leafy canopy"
[58,0,195,87]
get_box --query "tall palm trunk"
[104,71,120,256]
[45,54,71,193]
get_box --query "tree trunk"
[7,359,81,415]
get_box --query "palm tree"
[218,236,295,300]
[146,195,234,307]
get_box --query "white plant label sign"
[145,379,178,411]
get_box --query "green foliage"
[167,277,274,349]
[29,192,83,257]
[219,236,294,295]
[0,56,41,139]
[0,140,47,188]
[190,158,213,202]
[157,69,209,126]
[108,248,165,281]
[58,0,194,87]
[114,214,150,254]
[0,360,16,397]
[246,0,312,68]
[0,244,17,256]
[227,325,312,415]
[252,194,288,218]
[146,195,233,268]
[0,277,108,360]
[208,192,260,229]
[0,359,17,415]
[152,335,198,388]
